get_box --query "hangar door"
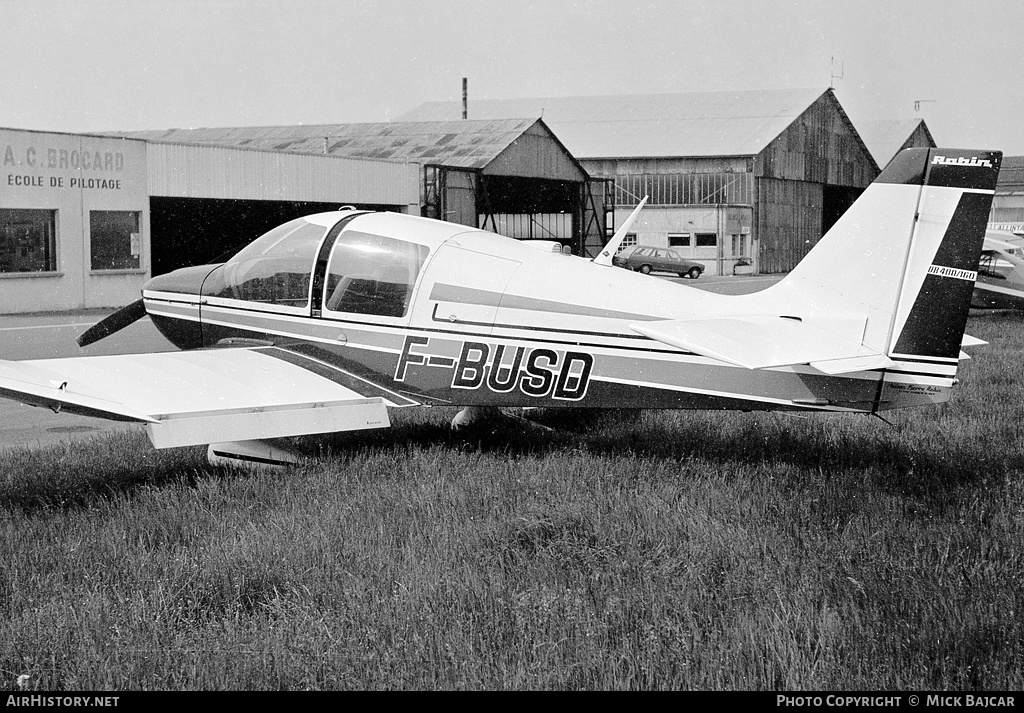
[149,197,396,276]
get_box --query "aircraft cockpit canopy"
[323,230,428,318]
[204,214,430,319]
[212,217,327,311]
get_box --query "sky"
[1,0,1022,155]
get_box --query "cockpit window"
[214,218,328,309]
[323,230,429,318]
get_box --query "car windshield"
[213,217,329,310]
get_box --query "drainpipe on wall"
[717,205,723,277]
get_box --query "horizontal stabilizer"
[631,317,888,372]
[808,354,896,375]
[961,334,988,348]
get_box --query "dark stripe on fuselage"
[429,303,662,344]
[886,354,959,366]
[429,282,663,322]
[199,300,686,356]
[884,369,955,379]
[191,306,896,412]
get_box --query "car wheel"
[639,264,652,274]
[687,267,702,279]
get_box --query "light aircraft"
[972,230,1024,311]
[0,147,1002,467]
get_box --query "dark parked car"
[612,245,704,278]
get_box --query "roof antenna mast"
[830,56,844,89]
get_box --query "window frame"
[0,208,59,275]
[88,210,144,273]
[694,232,718,248]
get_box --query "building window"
[694,232,717,248]
[616,233,638,252]
[615,172,753,206]
[731,234,750,258]
[668,233,690,247]
[90,211,141,270]
[0,208,57,273]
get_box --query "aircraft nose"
[143,264,220,296]
[142,264,222,350]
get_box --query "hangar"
[1,119,603,313]
[114,118,608,257]
[989,155,1024,235]
[0,127,419,313]
[398,88,881,275]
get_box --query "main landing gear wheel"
[451,406,501,429]
[451,406,555,433]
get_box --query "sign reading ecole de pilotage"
[2,136,134,191]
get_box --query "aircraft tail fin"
[774,148,1001,365]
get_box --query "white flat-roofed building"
[0,127,419,313]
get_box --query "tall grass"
[1,311,1023,690]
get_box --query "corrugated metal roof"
[856,118,935,167]
[395,88,829,158]
[108,119,543,170]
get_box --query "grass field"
[1,310,1023,691]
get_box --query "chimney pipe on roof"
[462,77,468,120]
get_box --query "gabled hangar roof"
[855,118,936,168]
[395,87,831,159]
[107,118,583,176]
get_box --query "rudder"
[887,148,1002,361]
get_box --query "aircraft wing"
[630,317,895,374]
[0,346,420,448]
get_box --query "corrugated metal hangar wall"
[751,91,877,273]
[397,88,888,275]
[118,120,609,258]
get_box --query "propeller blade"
[77,299,147,347]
